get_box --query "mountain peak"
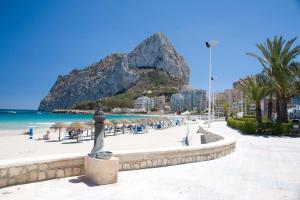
[149,32,169,43]
[128,33,189,84]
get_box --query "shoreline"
[0,110,166,132]
[0,127,49,137]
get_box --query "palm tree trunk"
[276,93,280,122]
[279,95,288,123]
[267,95,273,122]
[256,100,262,123]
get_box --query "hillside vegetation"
[72,69,182,111]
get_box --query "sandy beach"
[0,122,199,160]
[0,128,47,137]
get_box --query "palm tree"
[238,75,268,123]
[247,36,300,123]
[257,72,275,122]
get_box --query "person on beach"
[43,131,50,140]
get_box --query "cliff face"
[38,33,190,111]
[128,33,189,84]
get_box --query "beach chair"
[73,131,83,142]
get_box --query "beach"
[0,122,198,161]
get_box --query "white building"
[153,95,166,110]
[170,93,185,113]
[134,96,150,111]
[179,89,206,111]
[134,95,166,112]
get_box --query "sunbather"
[43,131,50,140]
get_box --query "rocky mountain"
[128,33,189,82]
[38,33,190,111]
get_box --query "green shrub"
[243,115,256,119]
[242,121,257,134]
[227,117,295,136]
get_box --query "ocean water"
[0,109,147,130]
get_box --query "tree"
[238,75,268,123]
[257,72,275,122]
[247,36,300,122]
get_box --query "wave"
[35,123,55,125]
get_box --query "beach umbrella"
[67,121,87,131]
[136,118,145,124]
[128,118,137,124]
[119,118,130,124]
[144,118,152,122]
[149,118,157,123]
[84,121,94,137]
[110,119,120,135]
[84,120,94,126]
[137,118,147,125]
[111,119,119,124]
[118,118,126,124]
[103,119,113,137]
[119,119,130,134]
[67,121,87,142]
[147,118,156,124]
[103,119,113,126]
[145,118,154,124]
[50,122,67,141]
[152,118,159,123]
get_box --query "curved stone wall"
[0,125,236,188]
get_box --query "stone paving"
[1,121,300,200]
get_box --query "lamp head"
[205,41,220,48]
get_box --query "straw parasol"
[50,122,67,141]
[119,118,130,124]
[140,118,149,124]
[128,118,137,124]
[66,121,87,142]
[152,118,160,123]
[84,120,94,127]
[146,118,155,123]
[110,119,121,135]
[119,118,131,134]
[111,119,120,124]
[67,121,87,131]
[135,118,144,124]
[84,121,94,137]
[103,119,113,126]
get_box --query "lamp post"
[212,77,215,122]
[212,76,218,121]
[205,41,219,128]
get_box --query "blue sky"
[1,0,300,109]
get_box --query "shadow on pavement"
[68,176,97,187]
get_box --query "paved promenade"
[1,121,300,200]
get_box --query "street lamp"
[205,41,219,128]
[212,76,218,121]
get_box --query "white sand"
[0,122,199,160]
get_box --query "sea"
[0,109,147,130]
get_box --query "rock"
[128,33,189,85]
[56,169,64,178]
[38,172,46,181]
[39,54,139,111]
[38,33,190,111]
[8,167,22,177]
